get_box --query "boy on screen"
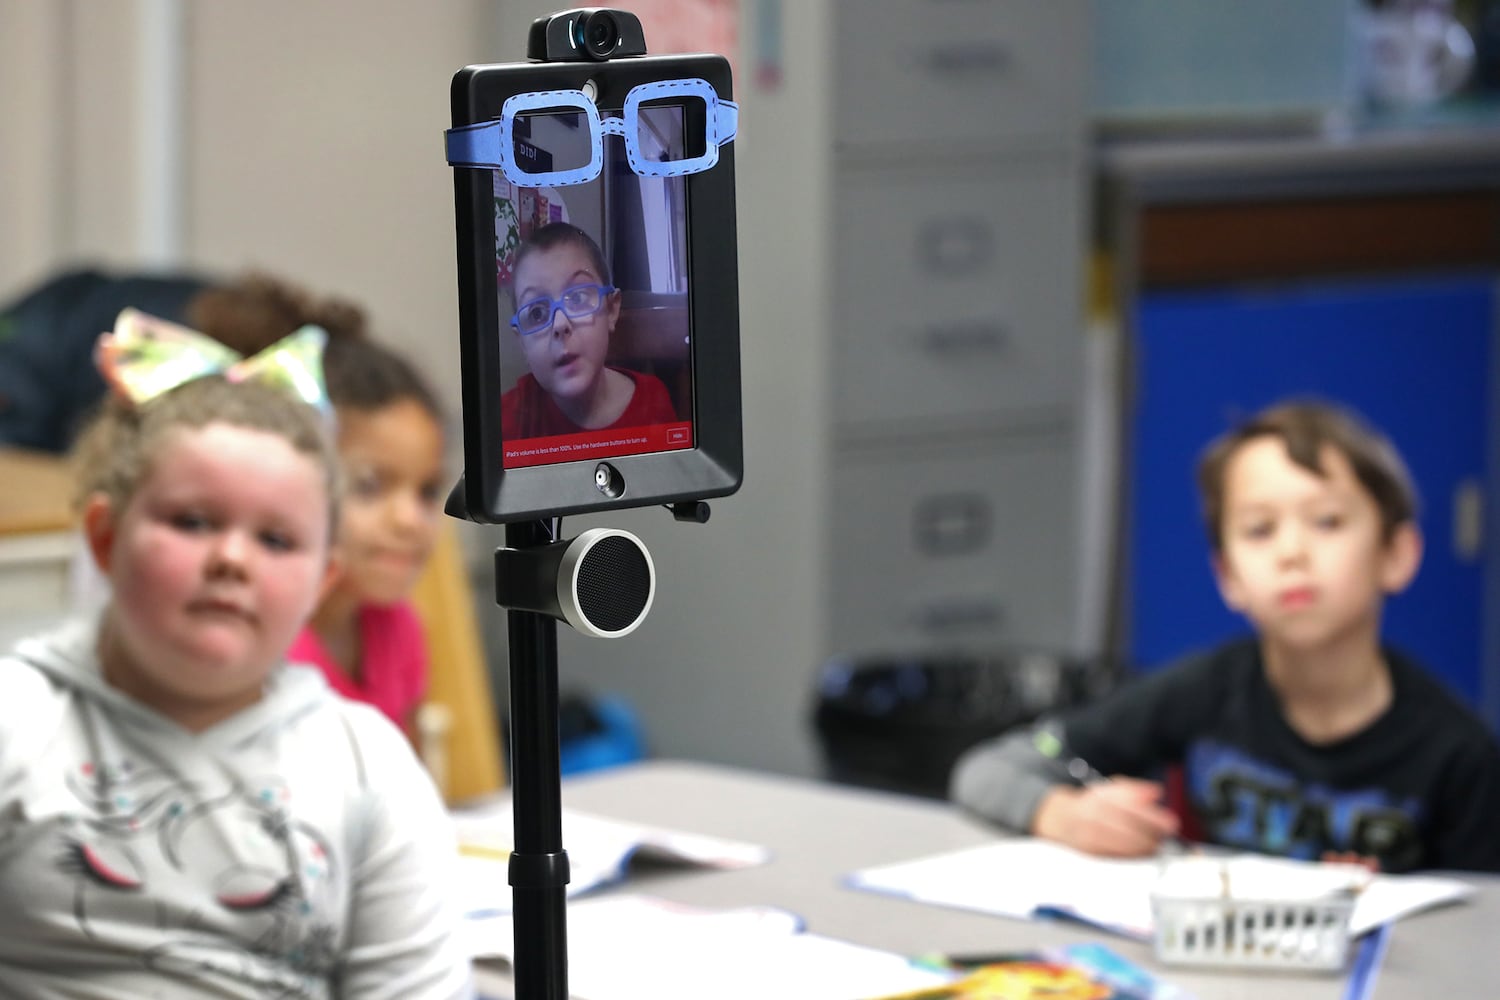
[501,222,680,440]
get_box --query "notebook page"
[848,840,1160,936]
[451,802,771,916]
[466,894,952,1000]
[850,840,1476,940]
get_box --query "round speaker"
[556,528,655,638]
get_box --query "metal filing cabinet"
[823,0,1090,660]
[534,0,1095,778]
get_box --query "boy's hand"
[1031,779,1181,858]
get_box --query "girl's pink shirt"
[287,601,429,728]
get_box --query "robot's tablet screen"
[447,50,741,524]
[494,103,693,469]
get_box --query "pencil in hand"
[1032,723,1191,856]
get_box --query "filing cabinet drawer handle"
[1454,478,1483,562]
[922,43,1011,76]
[914,599,1005,632]
[917,218,994,274]
[913,492,991,555]
[920,321,1010,356]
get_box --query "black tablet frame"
[447,53,742,525]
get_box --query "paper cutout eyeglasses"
[445,77,738,188]
[95,308,330,412]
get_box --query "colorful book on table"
[871,942,1193,1000]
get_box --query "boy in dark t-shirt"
[951,400,1500,873]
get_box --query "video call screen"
[493,104,694,470]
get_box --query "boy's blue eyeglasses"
[511,283,617,337]
[446,78,738,188]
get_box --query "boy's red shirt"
[501,368,677,439]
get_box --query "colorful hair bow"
[95,308,330,412]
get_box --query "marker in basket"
[1032,724,1190,856]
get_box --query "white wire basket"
[1149,857,1364,972]
[1151,891,1354,971]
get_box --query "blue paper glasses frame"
[511,283,618,337]
[445,77,738,188]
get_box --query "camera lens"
[579,11,619,58]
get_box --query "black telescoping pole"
[502,518,570,1000]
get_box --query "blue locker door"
[1127,275,1494,719]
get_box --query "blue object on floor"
[558,693,646,775]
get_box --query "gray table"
[474,760,1497,999]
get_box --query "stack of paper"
[467,894,952,1000]
[847,840,1475,939]
[451,803,771,918]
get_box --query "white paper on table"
[847,839,1475,940]
[848,840,1160,938]
[451,802,772,918]
[465,893,952,1000]
[1347,873,1476,935]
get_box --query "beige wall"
[0,0,494,444]
[0,1,80,295]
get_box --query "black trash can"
[811,650,1118,800]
